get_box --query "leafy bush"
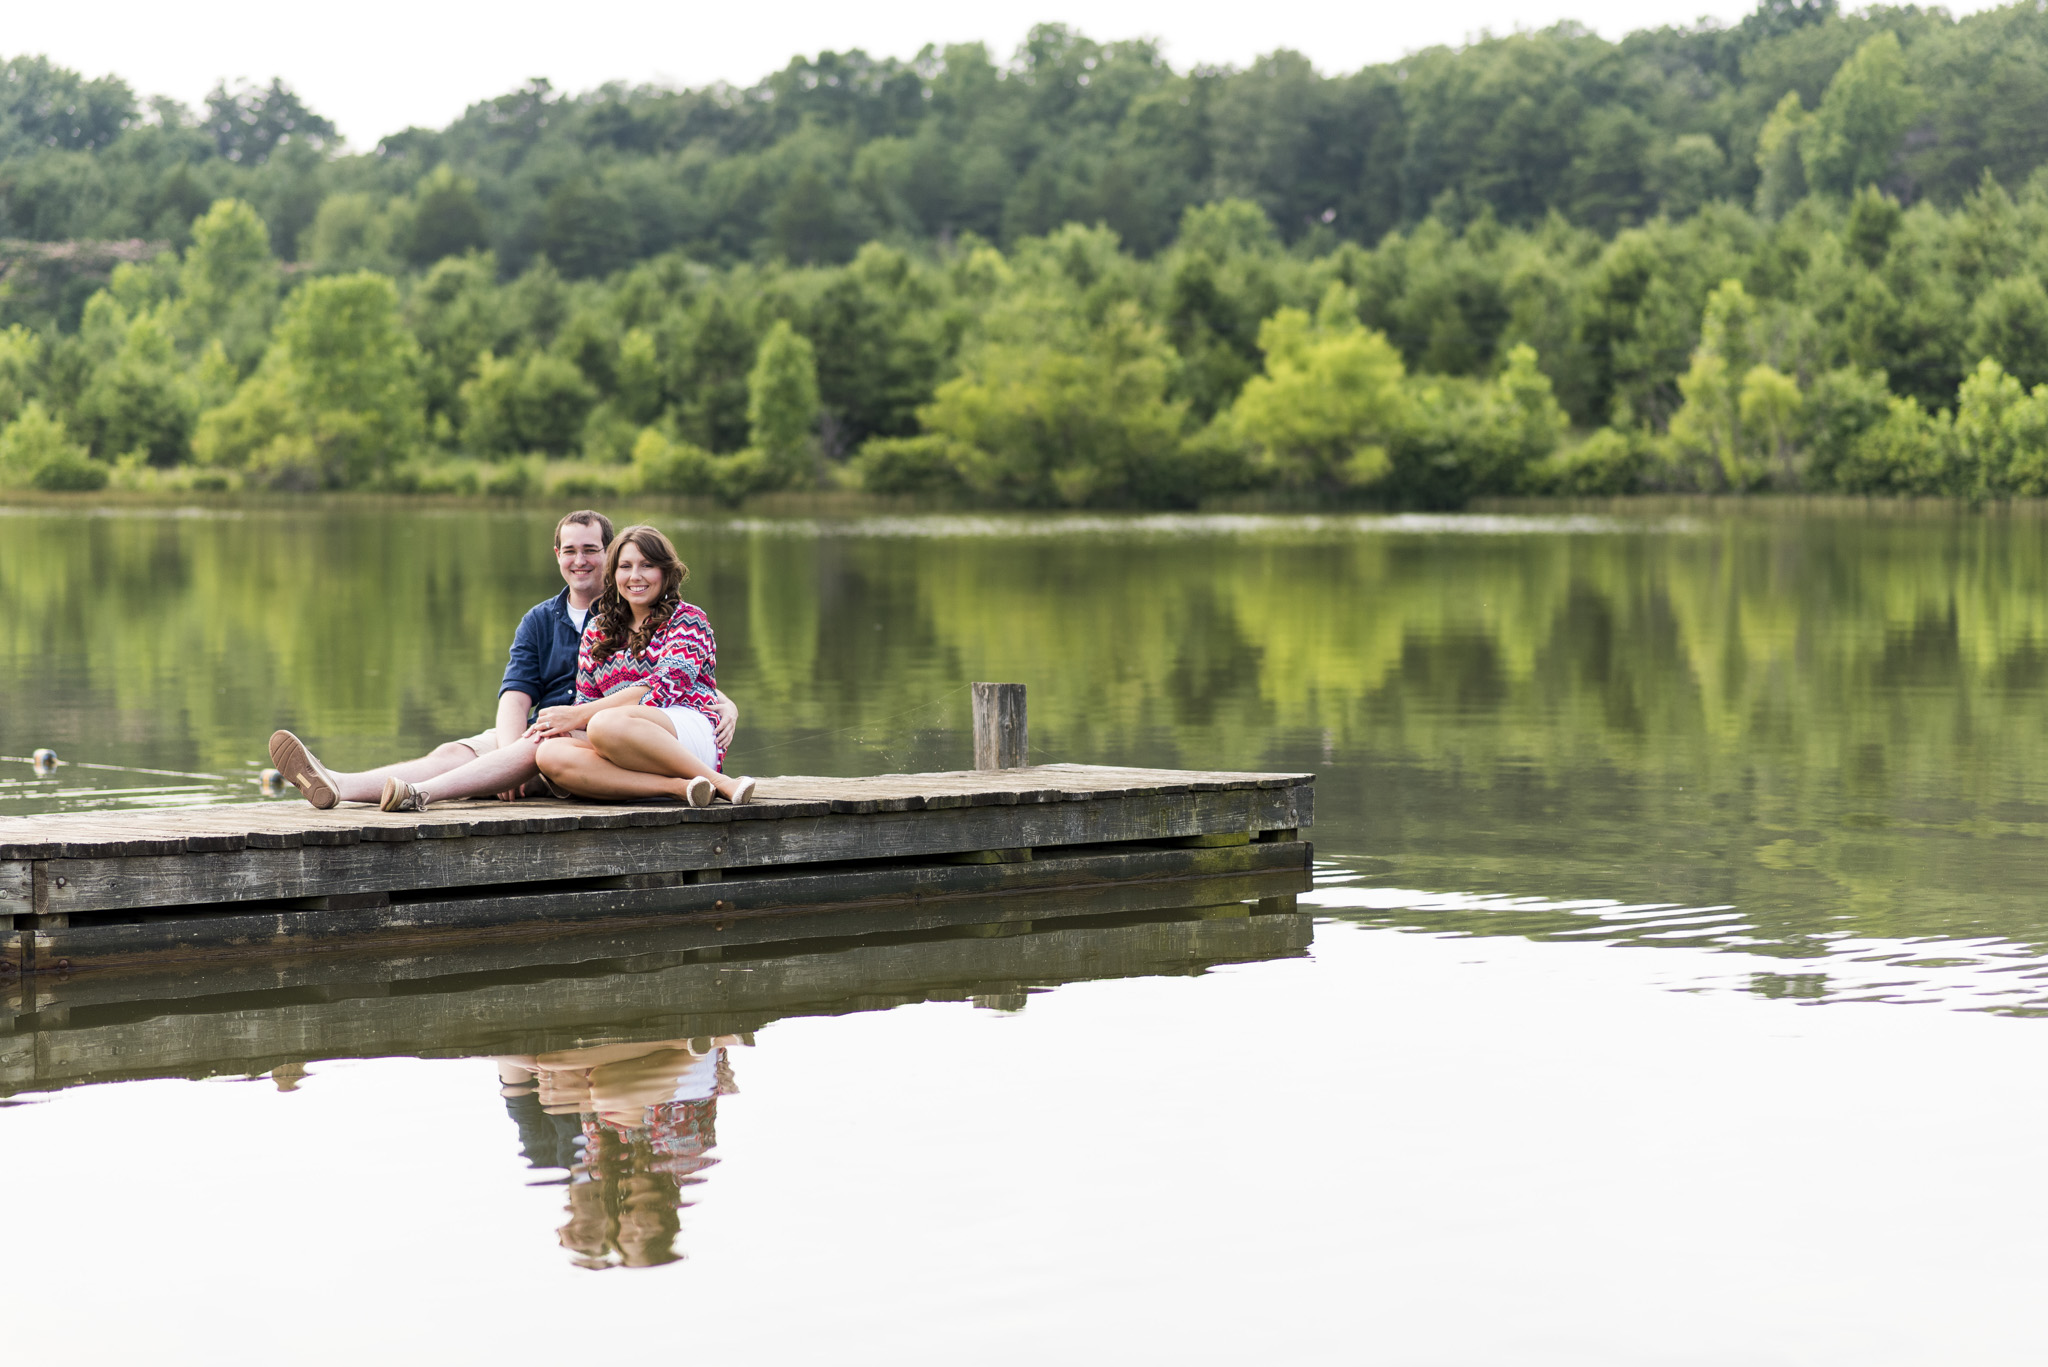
[0,401,107,490]
[1526,428,1647,495]
[852,434,972,495]
[631,427,717,495]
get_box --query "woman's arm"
[710,688,737,749]
[526,685,648,739]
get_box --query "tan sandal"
[724,776,757,806]
[269,730,340,810]
[686,775,715,807]
[380,777,430,813]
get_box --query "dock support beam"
[972,682,1027,770]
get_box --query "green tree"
[0,400,105,489]
[1802,32,1920,197]
[406,253,506,427]
[1754,92,1811,218]
[0,324,43,424]
[458,351,594,457]
[674,296,756,453]
[203,78,337,164]
[1667,280,1812,488]
[73,309,198,464]
[1967,274,2048,391]
[924,296,1191,505]
[1229,285,1408,491]
[174,199,278,370]
[194,272,422,487]
[406,166,489,267]
[746,320,821,485]
[302,192,403,273]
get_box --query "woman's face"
[615,543,665,613]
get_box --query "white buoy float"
[31,747,57,774]
[260,767,285,795]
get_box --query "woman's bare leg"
[585,710,746,800]
[536,735,694,802]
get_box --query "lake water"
[4,500,2048,1363]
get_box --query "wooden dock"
[0,764,1313,974]
[0,877,1312,1096]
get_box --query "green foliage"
[1527,427,1647,495]
[193,271,421,488]
[460,350,595,458]
[1803,33,1919,197]
[1666,279,1821,487]
[922,290,1193,506]
[73,309,198,463]
[1230,286,1407,491]
[0,324,43,424]
[746,319,821,485]
[405,167,489,267]
[173,199,277,368]
[303,192,404,273]
[851,434,974,495]
[1966,273,2048,391]
[1755,92,1812,218]
[0,400,105,489]
[1388,345,1569,506]
[14,2,2048,508]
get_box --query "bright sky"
[5,0,2011,150]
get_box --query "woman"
[529,524,756,806]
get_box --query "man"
[267,510,736,810]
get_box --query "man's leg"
[271,730,483,807]
[327,741,484,804]
[412,738,544,804]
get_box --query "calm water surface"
[5,502,2048,1363]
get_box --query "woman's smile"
[615,547,663,607]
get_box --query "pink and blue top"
[574,601,725,765]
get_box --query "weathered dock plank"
[20,839,1309,971]
[0,764,1313,970]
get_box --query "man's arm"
[499,608,545,705]
[711,688,737,750]
[496,690,534,749]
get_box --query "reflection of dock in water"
[0,867,1312,1097]
[0,765,1312,973]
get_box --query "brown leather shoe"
[269,730,340,810]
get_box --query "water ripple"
[1304,877,2048,1017]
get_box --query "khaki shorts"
[459,728,503,756]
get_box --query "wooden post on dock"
[972,683,1027,770]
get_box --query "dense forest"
[6,2,2048,503]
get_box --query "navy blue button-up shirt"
[499,587,587,714]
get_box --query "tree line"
[6,4,2048,503]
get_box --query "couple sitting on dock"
[268,509,758,813]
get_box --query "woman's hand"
[711,693,738,749]
[525,703,586,741]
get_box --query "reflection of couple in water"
[498,1036,744,1269]
[267,510,757,812]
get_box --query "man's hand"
[711,691,738,750]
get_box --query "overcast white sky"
[2,0,2010,150]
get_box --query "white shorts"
[656,706,721,771]
[459,728,503,755]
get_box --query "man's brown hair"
[555,510,614,548]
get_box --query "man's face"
[555,521,607,597]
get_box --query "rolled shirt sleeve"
[499,605,548,701]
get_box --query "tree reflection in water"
[496,1038,744,1269]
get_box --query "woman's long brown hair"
[589,525,687,664]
